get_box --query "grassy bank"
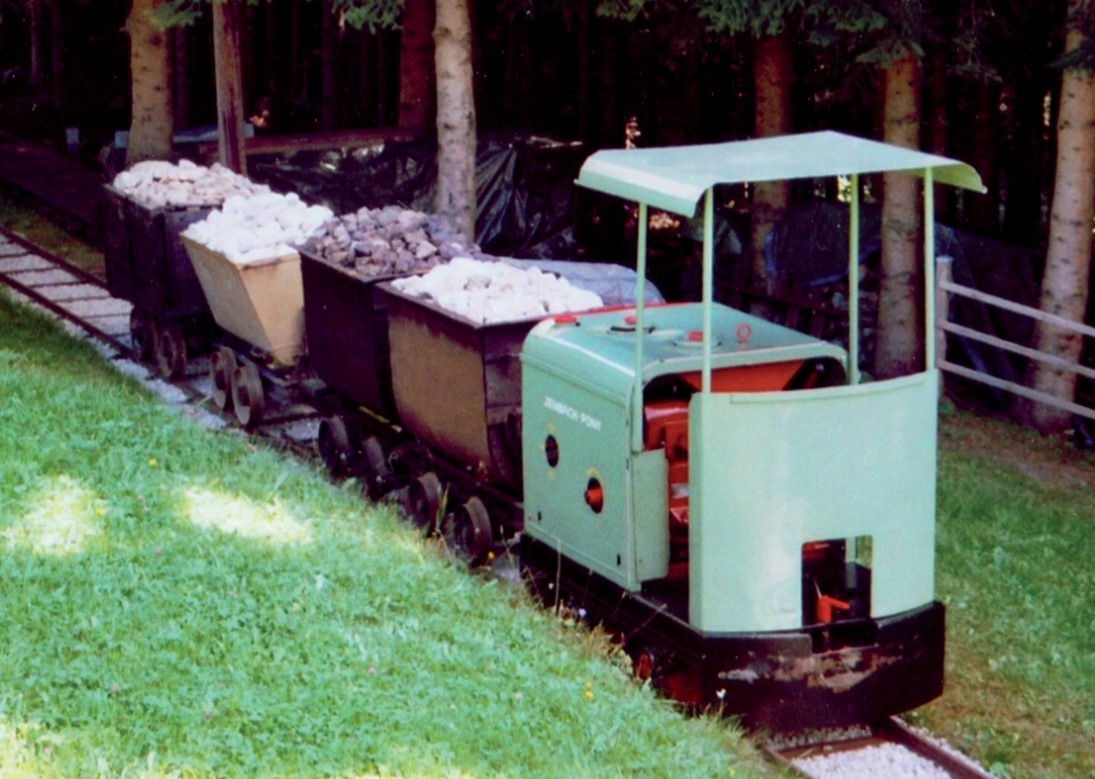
[0,188,105,281]
[919,410,1095,779]
[0,291,772,778]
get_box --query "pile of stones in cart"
[113,160,603,324]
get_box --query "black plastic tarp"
[249,134,588,257]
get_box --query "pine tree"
[1020,0,1095,432]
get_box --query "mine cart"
[102,185,218,377]
[297,249,411,486]
[380,284,530,491]
[182,234,307,427]
[299,249,402,418]
[368,281,544,559]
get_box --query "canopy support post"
[631,202,648,452]
[701,187,714,393]
[848,174,860,384]
[923,167,936,369]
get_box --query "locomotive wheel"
[443,496,493,566]
[404,472,443,534]
[231,362,265,427]
[317,415,354,477]
[155,323,188,379]
[129,309,156,362]
[208,347,237,410]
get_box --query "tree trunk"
[48,0,63,108]
[290,0,302,105]
[1003,71,1053,247]
[320,3,338,130]
[576,4,592,142]
[966,83,1001,234]
[173,23,192,131]
[377,31,392,125]
[126,0,174,166]
[212,0,247,175]
[398,0,434,129]
[502,16,531,132]
[28,0,42,89]
[434,0,477,243]
[925,42,952,223]
[875,53,924,379]
[750,33,793,292]
[1019,16,1095,433]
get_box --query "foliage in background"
[0,290,767,779]
[153,0,408,31]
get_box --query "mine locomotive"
[105,131,984,732]
[518,132,984,730]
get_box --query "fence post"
[935,255,953,399]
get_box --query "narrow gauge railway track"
[766,718,997,779]
[0,226,321,459]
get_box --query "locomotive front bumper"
[700,602,946,732]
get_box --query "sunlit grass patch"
[182,486,313,546]
[0,721,47,779]
[2,474,103,556]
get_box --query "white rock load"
[183,191,334,265]
[111,159,267,209]
[391,257,603,325]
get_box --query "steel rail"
[0,226,321,455]
[0,226,129,354]
[764,717,997,779]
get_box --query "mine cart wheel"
[209,347,237,410]
[317,414,355,477]
[129,309,157,362]
[155,323,188,379]
[443,496,493,566]
[362,436,391,498]
[231,362,265,428]
[363,437,390,477]
[405,472,443,535]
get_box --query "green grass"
[0,290,772,778]
[917,409,1095,779]
[0,189,105,281]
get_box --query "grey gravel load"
[111,159,267,209]
[305,205,489,278]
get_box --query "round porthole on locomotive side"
[584,476,604,513]
[544,434,559,467]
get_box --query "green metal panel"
[521,304,845,416]
[632,450,670,581]
[689,371,939,633]
[576,131,985,217]
[521,357,638,588]
[521,303,849,589]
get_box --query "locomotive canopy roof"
[576,130,986,216]
[575,130,985,390]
